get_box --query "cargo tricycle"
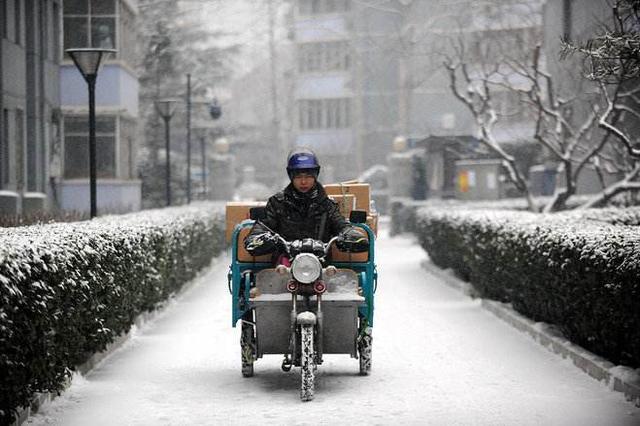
[228,208,377,401]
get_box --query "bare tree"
[561,0,640,208]
[137,0,239,207]
[506,46,609,213]
[443,0,640,211]
[443,43,537,211]
[441,2,544,212]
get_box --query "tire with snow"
[358,326,372,375]
[300,324,315,401]
[240,321,255,377]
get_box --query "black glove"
[245,232,279,256]
[336,228,369,253]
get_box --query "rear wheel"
[240,321,255,377]
[358,326,372,375]
[300,324,315,401]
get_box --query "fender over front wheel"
[300,324,315,401]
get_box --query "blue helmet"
[286,148,320,179]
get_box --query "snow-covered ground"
[27,226,639,425]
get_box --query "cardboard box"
[328,194,356,218]
[236,226,273,263]
[225,201,266,243]
[366,213,378,237]
[325,183,371,213]
[330,245,369,263]
[330,227,369,262]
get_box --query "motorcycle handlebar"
[255,220,340,257]
[280,235,340,257]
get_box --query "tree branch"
[578,162,640,209]
[598,81,640,158]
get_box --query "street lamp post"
[155,99,180,206]
[200,131,207,196]
[186,92,222,200]
[185,74,223,203]
[65,48,116,218]
[193,127,216,199]
[186,74,192,203]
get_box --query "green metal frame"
[229,221,377,327]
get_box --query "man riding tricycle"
[226,149,378,401]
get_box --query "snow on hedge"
[0,202,225,423]
[415,206,640,371]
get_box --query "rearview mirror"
[349,209,367,224]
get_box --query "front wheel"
[240,321,255,377]
[300,324,315,401]
[358,326,372,375]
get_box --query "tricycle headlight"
[291,253,322,284]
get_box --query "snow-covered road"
[28,226,639,425]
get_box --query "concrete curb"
[420,259,640,407]
[13,258,219,426]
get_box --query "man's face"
[292,172,316,193]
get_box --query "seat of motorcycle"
[236,226,272,263]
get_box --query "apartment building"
[1,0,63,215]
[0,0,141,217]
[293,0,356,181]
[291,0,542,181]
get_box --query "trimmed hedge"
[0,203,225,423]
[389,195,606,236]
[559,206,640,226]
[415,206,640,369]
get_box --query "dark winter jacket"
[245,182,351,254]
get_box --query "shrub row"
[415,206,640,369]
[558,206,640,226]
[0,203,225,423]
[389,194,632,236]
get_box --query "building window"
[298,98,351,130]
[42,0,50,60]
[1,0,7,39]
[53,2,61,62]
[299,0,350,15]
[64,0,117,55]
[121,118,136,179]
[14,0,21,45]
[64,116,116,179]
[562,0,572,41]
[15,110,24,189]
[1,110,9,188]
[298,41,350,73]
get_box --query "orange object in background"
[458,171,469,193]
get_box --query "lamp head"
[209,98,222,120]
[66,48,116,81]
[155,98,181,119]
